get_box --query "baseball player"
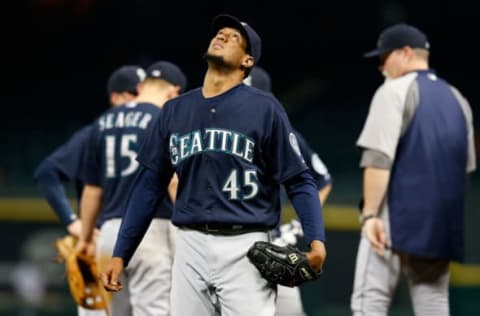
[77,60,187,316]
[33,65,145,316]
[101,14,326,316]
[351,24,476,315]
[245,66,332,316]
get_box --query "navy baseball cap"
[363,23,430,58]
[212,14,262,65]
[145,61,188,93]
[107,65,146,94]
[244,66,272,92]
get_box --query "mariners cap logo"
[137,68,146,81]
[152,70,162,77]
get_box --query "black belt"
[181,223,271,235]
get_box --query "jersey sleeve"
[81,123,103,186]
[294,131,332,189]
[47,125,93,180]
[356,81,406,161]
[264,104,308,184]
[136,108,174,176]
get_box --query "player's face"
[207,27,249,68]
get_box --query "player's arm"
[360,152,391,255]
[102,166,171,291]
[284,170,326,272]
[78,184,103,245]
[265,104,327,272]
[319,184,332,206]
[167,173,179,203]
[33,159,79,235]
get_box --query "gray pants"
[275,285,306,316]
[99,218,177,316]
[77,306,107,316]
[171,229,276,316]
[351,234,450,316]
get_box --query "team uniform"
[351,69,476,315]
[33,126,108,316]
[112,82,326,316]
[83,102,176,316]
[273,130,331,316]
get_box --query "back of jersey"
[83,102,170,226]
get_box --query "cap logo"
[152,70,162,77]
[425,42,430,49]
[137,68,146,81]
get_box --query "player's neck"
[135,89,170,108]
[202,68,244,98]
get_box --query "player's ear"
[241,55,254,69]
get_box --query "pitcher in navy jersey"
[33,65,144,316]
[351,24,476,316]
[76,61,187,316]
[101,14,326,316]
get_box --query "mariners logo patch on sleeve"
[289,133,304,161]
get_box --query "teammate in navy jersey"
[245,65,332,316]
[352,24,476,316]
[33,65,145,316]
[101,14,326,316]
[77,61,187,316]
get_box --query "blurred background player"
[32,65,145,316]
[77,61,187,316]
[352,24,476,315]
[245,66,332,316]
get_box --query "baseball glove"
[247,241,321,287]
[55,235,109,311]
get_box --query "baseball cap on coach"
[107,65,146,94]
[212,14,262,65]
[363,23,430,58]
[145,61,188,93]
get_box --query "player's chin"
[204,52,226,65]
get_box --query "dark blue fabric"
[388,71,468,261]
[284,170,326,243]
[33,125,93,227]
[137,84,308,228]
[83,102,173,227]
[33,159,77,226]
[294,130,332,190]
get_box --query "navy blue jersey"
[33,125,93,226]
[294,130,332,190]
[47,125,93,199]
[388,71,468,261]
[83,102,172,226]
[137,84,308,228]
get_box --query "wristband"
[359,213,377,226]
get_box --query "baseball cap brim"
[362,47,393,58]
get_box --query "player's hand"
[363,217,387,256]
[67,219,82,238]
[100,257,124,292]
[306,240,326,272]
[75,240,96,258]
